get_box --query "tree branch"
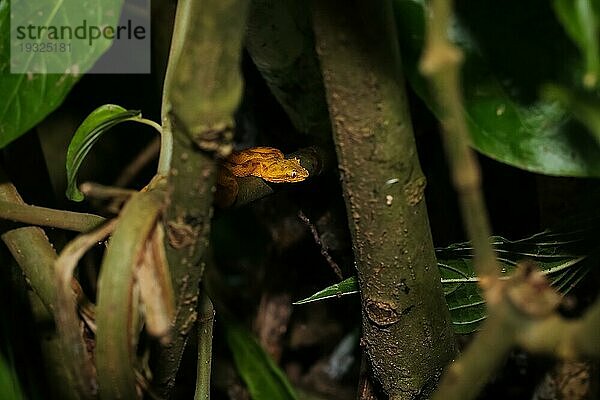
[0,168,82,399]
[152,0,250,396]
[0,200,105,232]
[245,0,332,142]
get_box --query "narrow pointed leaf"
[224,320,297,400]
[293,277,359,305]
[54,219,117,398]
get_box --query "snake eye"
[291,171,297,178]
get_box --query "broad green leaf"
[543,85,600,146]
[553,0,600,87]
[223,320,297,400]
[394,0,600,177]
[65,104,141,201]
[0,0,124,149]
[295,228,594,334]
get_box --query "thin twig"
[194,291,215,400]
[135,370,165,400]
[80,182,137,199]
[136,118,171,176]
[298,210,343,280]
[114,136,161,188]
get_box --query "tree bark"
[152,0,249,396]
[245,0,331,142]
[311,1,456,398]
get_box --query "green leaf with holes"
[65,104,141,201]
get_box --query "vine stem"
[136,117,172,177]
[420,2,600,400]
[419,0,500,286]
[194,292,215,400]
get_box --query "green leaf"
[65,104,141,201]
[0,0,125,149]
[295,227,594,334]
[293,277,359,305]
[437,231,591,334]
[393,0,600,177]
[543,84,600,146]
[223,320,297,400]
[0,353,24,400]
[553,0,600,87]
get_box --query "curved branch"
[0,169,83,399]
[95,189,167,399]
[245,0,331,142]
[0,175,58,311]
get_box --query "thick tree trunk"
[311,1,456,398]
